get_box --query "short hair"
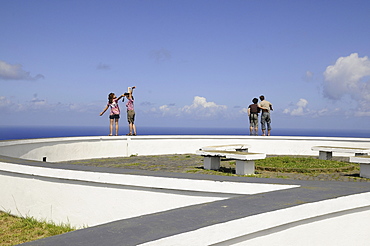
[252,98,258,104]
[259,95,265,100]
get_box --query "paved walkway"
[16,154,370,245]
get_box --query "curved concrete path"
[16,156,370,246]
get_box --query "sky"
[1,0,370,130]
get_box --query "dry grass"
[0,211,75,246]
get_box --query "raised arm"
[100,105,109,116]
[128,86,136,99]
[117,94,125,101]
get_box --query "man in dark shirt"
[248,98,261,136]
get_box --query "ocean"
[1,126,370,140]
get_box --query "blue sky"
[1,0,370,130]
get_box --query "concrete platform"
[1,136,369,245]
[14,158,370,246]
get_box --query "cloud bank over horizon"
[157,96,228,119]
[284,53,370,118]
[0,60,44,81]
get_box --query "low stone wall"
[1,135,369,162]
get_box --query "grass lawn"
[255,156,355,172]
[0,211,75,246]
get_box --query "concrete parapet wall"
[0,137,129,162]
[1,135,369,162]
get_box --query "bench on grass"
[350,155,370,179]
[196,145,265,175]
[200,144,249,152]
[311,146,370,160]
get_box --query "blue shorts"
[109,114,120,119]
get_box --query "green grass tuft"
[254,156,354,173]
[0,211,75,246]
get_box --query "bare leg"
[127,123,132,135]
[115,119,119,136]
[132,124,137,135]
[109,119,114,136]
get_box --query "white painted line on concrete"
[0,162,299,195]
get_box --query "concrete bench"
[350,155,370,179]
[311,146,370,160]
[200,144,249,152]
[196,145,265,175]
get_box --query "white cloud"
[296,98,308,108]
[0,95,101,115]
[181,96,227,118]
[0,60,44,81]
[0,96,23,112]
[283,98,309,116]
[283,98,341,118]
[0,96,12,108]
[240,107,248,114]
[317,108,329,115]
[323,53,370,114]
[159,104,171,113]
[158,96,227,119]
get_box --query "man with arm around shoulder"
[258,95,273,136]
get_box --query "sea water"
[1,125,370,140]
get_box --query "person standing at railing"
[100,92,125,136]
[248,98,261,136]
[259,95,273,136]
[124,86,137,136]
